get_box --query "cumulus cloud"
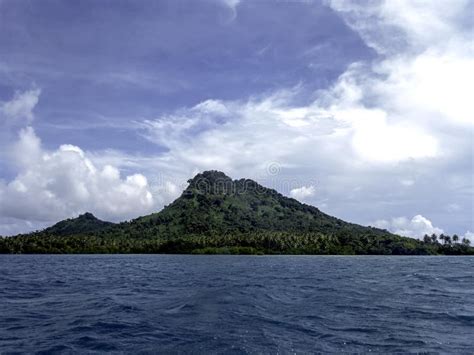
[290,185,316,201]
[1,1,473,236]
[141,0,472,169]
[373,215,444,239]
[314,77,439,162]
[135,0,472,235]
[374,215,474,243]
[463,231,474,244]
[0,127,155,225]
[0,216,50,237]
[0,89,41,124]
[326,1,474,128]
[141,92,327,178]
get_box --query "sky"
[0,0,473,240]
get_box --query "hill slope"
[1,171,472,255]
[115,170,391,239]
[42,212,115,237]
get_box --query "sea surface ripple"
[0,255,473,353]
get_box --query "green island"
[1,171,472,255]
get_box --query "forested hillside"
[1,171,472,255]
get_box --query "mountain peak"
[188,170,232,183]
[42,212,114,236]
[186,170,234,194]
[77,212,98,220]
[6,170,471,256]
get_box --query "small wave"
[36,344,74,354]
[71,335,119,351]
[327,326,380,334]
[164,303,195,314]
[2,255,473,353]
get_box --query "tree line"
[422,233,471,246]
[1,230,472,255]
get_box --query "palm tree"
[431,234,438,243]
[444,236,452,245]
[439,234,445,244]
[462,238,471,246]
[423,234,431,243]
[452,234,459,243]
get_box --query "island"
[1,171,472,255]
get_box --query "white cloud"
[326,0,474,128]
[0,127,155,225]
[400,179,414,187]
[290,185,316,201]
[373,215,474,243]
[327,0,471,54]
[0,216,50,237]
[0,89,41,124]
[373,214,444,239]
[220,0,240,11]
[1,1,473,236]
[137,21,472,226]
[216,0,240,22]
[463,231,474,244]
[345,105,438,162]
[141,92,310,177]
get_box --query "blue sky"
[0,0,370,151]
[0,0,473,239]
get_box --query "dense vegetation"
[1,230,471,255]
[1,171,472,255]
[41,212,115,236]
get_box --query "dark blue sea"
[1,255,473,353]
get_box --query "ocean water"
[0,255,473,353]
